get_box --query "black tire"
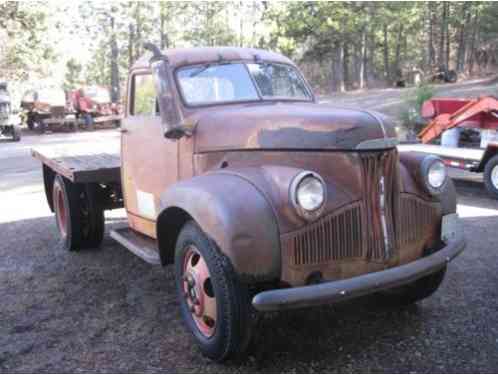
[484,155,498,199]
[38,120,46,134]
[445,70,458,83]
[52,175,104,251]
[27,114,35,130]
[12,126,21,142]
[174,221,254,361]
[381,266,446,305]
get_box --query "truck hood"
[191,102,396,153]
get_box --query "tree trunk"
[239,1,244,47]
[456,3,470,72]
[134,5,142,61]
[128,24,134,68]
[109,15,119,103]
[360,24,367,89]
[383,24,389,81]
[394,23,404,77]
[159,5,166,49]
[445,3,450,69]
[467,7,479,74]
[331,41,345,93]
[343,42,350,90]
[438,2,446,67]
[427,2,435,69]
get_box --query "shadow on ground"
[1,195,498,372]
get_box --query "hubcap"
[492,165,498,190]
[182,245,217,338]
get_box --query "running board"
[110,227,161,265]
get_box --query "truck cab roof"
[132,46,296,70]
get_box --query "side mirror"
[144,43,187,139]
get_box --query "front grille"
[291,203,363,266]
[283,149,440,274]
[398,194,440,247]
[359,150,399,260]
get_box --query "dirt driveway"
[1,99,498,372]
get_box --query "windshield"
[177,62,311,106]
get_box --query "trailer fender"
[156,173,281,282]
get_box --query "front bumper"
[252,214,465,312]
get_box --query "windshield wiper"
[189,64,211,78]
[189,61,232,78]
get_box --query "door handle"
[120,128,128,133]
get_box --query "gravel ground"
[1,117,498,372]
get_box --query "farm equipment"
[0,82,21,141]
[69,86,121,129]
[21,88,75,133]
[399,96,498,198]
[429,65,458,84]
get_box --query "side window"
[132,74,157,116]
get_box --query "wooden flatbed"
[31,143,121,184]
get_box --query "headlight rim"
[422,156,448,195]
[290,170,327,220]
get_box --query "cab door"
[121,70,179,238]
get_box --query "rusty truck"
[32,45,465,361]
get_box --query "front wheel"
[174,221,254,361]
[484,155,498,199]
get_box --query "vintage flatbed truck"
[33,45,465,361]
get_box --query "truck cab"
[35,46,465,361]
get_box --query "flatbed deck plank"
[32,139,121,184]
[398,143,485,162]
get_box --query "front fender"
[399,151,456,215]
[158,173,281,282]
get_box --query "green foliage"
[0,2,56,81]
[63,59,83,91]
[401,83,434,128]
[2,1,498,100]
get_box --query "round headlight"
[294,173,325,212]
[427,160,447,189]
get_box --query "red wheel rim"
[55,186,67,237]
[182,245,217,338]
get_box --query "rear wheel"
[484,155,498,199]
[52,175,104,251]
[174,221,254,361]
[12,126,21,142]
[27,114,35,130]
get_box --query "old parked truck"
[69,86,121,129]
[0,82,21,141]
[21,87,68,132]
[33,45,465,361]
